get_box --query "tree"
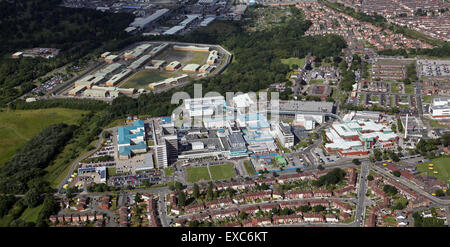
[177,191,186,207]
[23,188,41,208]
[0,195,16,217]
[193,183,200,199]
[383,185,398,196]
[318,165,324,170]
[206,182,214,201]
[175,181,183,191]
[313,205,325,212]
[135,193,142,203]
[392,170,401,177]
[367,174,374,181]
[435,189,445,197]
[296,168,302,174]
[352,159,361,165]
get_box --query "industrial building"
[124,44,152,60]
[148,74,189,90]
[182,64,201,73]
[106,69,133,86]
[145,60,166,70]
[173,45,210,52]
[163,26,185,35]
[128,54,152,70]
[165,61,182,71]
[129,8,170,30]
[207,50,219,65]
[149,43,169,56]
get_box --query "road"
[370,164,450,206]
[56,127,114,194]
[352,161,369,227]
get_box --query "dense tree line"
[0,124,75,194]
[313,168,346,187]
[413,211,445,227]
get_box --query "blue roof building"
[117,120,147,159]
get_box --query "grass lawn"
[186,166,211,183]
[416,156,450,183]
[309,80,324,84]
[428,119,448,129]
[209,163,236,181]
[391,83,399,93]
[19,204,44,223]
[0,108,87,167]
[422,95,433,104]
[120,71,167,89]
[107,167,117,177]
[244,161,256,175]
[0,215,14,227]
[281,57,305,69]
[404,84,414,94]
[164,167,174,177]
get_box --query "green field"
[423,95,433,104]
[416,156,450,183]
[164,167,174,177]
[19,204,44,223]
[0,108,87,167]
[209,164,236,181]
[404,84,414,94]
[162,50,208,65]
[428,119,448,129]
[281,57,306,69]
[120,71,167,89]
[391,83,399,93]
[186,166,211,183]
[244,161,256,175]
[309,80,324,84]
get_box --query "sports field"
[0,108,87,167]
[186,164,236,183]
[416,156,450,183]
[120,71,167,89]
[186,166,211,183]
[209,163,236,181]
[120,70,187,89]
[159,49,208,65]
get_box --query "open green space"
[0,108,87,167]
[186,166,211,183]
[243,161,256,175]
[390,83,399,93]
[19,204,44,223]
[120,71,167,89]
[404,84,414,94]
[162,50,208,65]
[209,164,236,181]
[428,119,448,129]
[164,167,174,177]
[281,57,305,69]
[422,95,433,104]
[309,80,324,84]
[416,156,450,184]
